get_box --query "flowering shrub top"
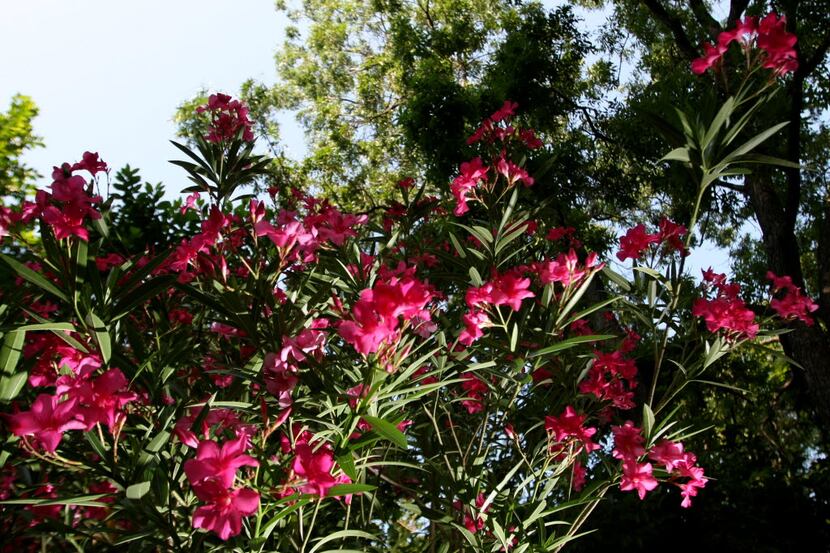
[0,29,818,551]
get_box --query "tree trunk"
[746,171,830,432]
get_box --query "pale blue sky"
[0,0,302,192]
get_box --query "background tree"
[584,0,830,431]
[0,94,42,200]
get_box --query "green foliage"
[0,94,43,200]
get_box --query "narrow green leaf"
[363,415,408,449]
[659,147,691,163]
[528,335,615,358]
[0,372,27,402]
[448,232,467,259]
[87,312,111,364]
[643,403,655,440]
[326,483,376,497]
[0,330,25,374]
[722,121,789,164]
[11,322,75,333]
[0,254,68,302]
[497,187,520,235]
[308,530,377,553]
[468,267,483,287]
[700,96,735,151]
[509,322,519,352]
[126,481,151,500]
[336,451,357,481]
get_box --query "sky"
[0,0,303,193]
[1,0,733,275]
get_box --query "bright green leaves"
[170,135,271,207]
[362,415,408,449]
[0,330,26,402]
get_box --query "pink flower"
[717,16,758,49]
[767,271,818,325]
[578,350,638,410]
[95,253,125,271]
[38,165,102,241]
[496,156,534,187]
[757,13,798,75]
[5,394,86,452]
[450,157,489,216]
[691,41,728,75]
[181,191,201,214]
[545,406,600,454]
[72,368,137,430]
[692,296,758,338]
[673,453,707,508]
[191,480,260,540]
[184,436,259,488]
[620,460,659,499]
[174,408,243,448]
[616,224,660,261]
[648,439,686,471]
[460,372,489,414]
[466,269,535,312]
[290,433,351,497]
[71,151,108,175]
[611,421,646,461]
[519,128,543,149]
[338,273,435,355]
[491,100,519,122]
[657,218,688,256]
[458,310,490,346]
[197,93,255,143]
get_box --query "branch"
[726,0,750,28]
[713,179,746,193]
[550,89,613,144]
[689,0,721,37]
[796,30,830,80]
[640,0,698,60]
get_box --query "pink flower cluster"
[613,422,707,507]
[453,493,490,534]
[545,406,601,456]
[466,269,535,312]
[451,157,490,216]
[531,249,603,287]
[255,198,369,263]
[32,153,106,241]
[545,406,600,491]
[579,349,639,410]
[616,218,688,262]
[452,101,541,215]
[692,269,759,339]
[459,371,490,414]
[264,320,328,412]
[467,100,541,149]
[767,271,819,325]
[280,429,351,498]
[691,13,798,76]
[184,435,260,540]
[5,342,136,452]
[196,93,255,142]
[338,267,435,356]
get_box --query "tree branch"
[640,0,698,60]
[797,31,830,80]
[714,179,746,193]
[726,0,750,28]
[689,0,721,37]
